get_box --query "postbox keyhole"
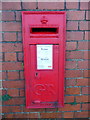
[35,72,38,76]
[35,72,40,79]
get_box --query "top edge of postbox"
[22,11,66,15]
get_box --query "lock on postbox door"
[22,11,66,108]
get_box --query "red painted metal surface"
[22,11,66,108]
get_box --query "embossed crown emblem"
[41,16,48,24]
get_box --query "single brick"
[83,70,90,77]
[2,89,7,96]
[2,106,21,113]
[8,71,19,80]
[40,112,62,118]
[66,1,78,9]
[3,98,24,106]
[65,96,74,103]
[2,2,21,10]
[67,21,78,30]
[0,72,2,80]
[21,106,35,113]
[79,21,89,30]
[58,104,80,111]
[0,102,1,109]
[0,52,3,61]
[66,87,80,95]
[20,71,24,79]
[3,80,24,88]
[66,70,83,78]
[2,12,15,21]
[0,33,2,41]
[67,32,83,40]
[21,106,45,112]
[0,2,1,10]
[74,111,88,118]
[66,42,77,50]
[86,11,90,20]
[82,103,89,110]
[85,31,90,40]
[66,61,77,69]
[4,33,16,41]
[17,52,23,61]
[64,112,74,118]
[2,72,7,80]
[6,113,39,119]
[66,79,76,86]
[67,11,85,20]
[5,114,14,118]
[15,11,21,21]
[22,2,36,9]
[17,32,22,41]
[78,41,88,50]
[2,62,23,70]
[66,51,84,59]
[80,2,89,10]
[19,89,25,97]
[0,22,2,32]
[8,89,19,97]
[76,78,88,86]
[2,43,22,52]
[5,53,16,61]
[0,12,1,21]
[45,108,57,112]
[0,44,1,53]
[38,1,64,9]
[82,87,88,94]
[21,113,39,119]
[2,106,11,113]
[0,63,2,71]
[78,60,88,69]
[2,22,21,32]
[76,95,88,102]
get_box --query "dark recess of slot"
[31,28,58,33]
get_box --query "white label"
[37,45,53,69]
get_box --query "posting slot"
[30,28,58,34]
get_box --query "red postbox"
[22,11,66,108]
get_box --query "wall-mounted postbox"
[22,11,66,108]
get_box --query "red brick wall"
[1,1,89,119]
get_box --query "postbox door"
[27,44,59,108]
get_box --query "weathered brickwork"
[1,1,89,119]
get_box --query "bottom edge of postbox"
[26,105,64,109]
